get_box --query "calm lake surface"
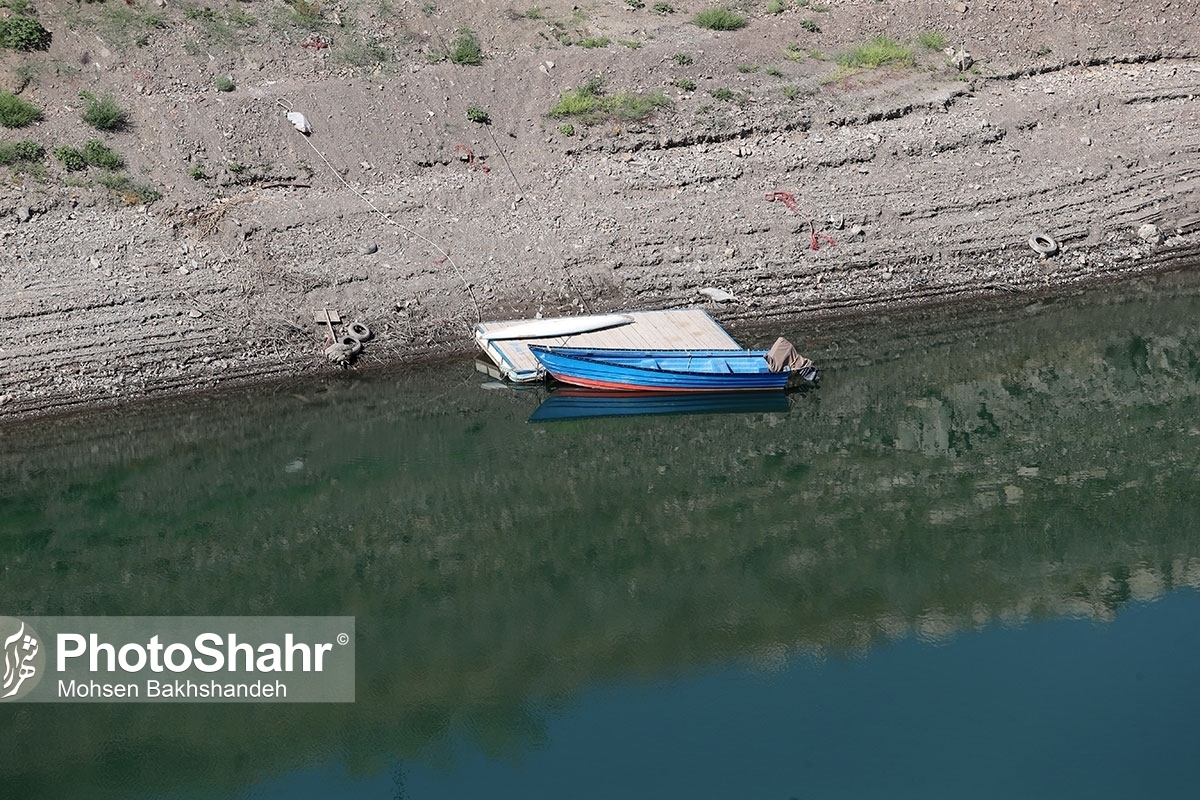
[3,272,1200,799]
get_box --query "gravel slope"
[1,0,1198,422]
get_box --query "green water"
[2,272,1200,798]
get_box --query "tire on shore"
[1029,233,1059,256]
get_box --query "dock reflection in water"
[4,272,1200,798]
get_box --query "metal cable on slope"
[473,117,590,312]
[275,99,482,326]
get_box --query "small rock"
[849,224,865,238]
[177,265,190,275]
[1137,223,1164,244]
[954,2,968,12]
[1080,135,1092,146]
[188,309,204,318]
[357,241,379,255]
[15,205,31,223]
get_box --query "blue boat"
[527,344,816,393]
[528,389,792,422]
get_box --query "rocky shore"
[1,0,1197,424]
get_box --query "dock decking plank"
[475,309,742,382]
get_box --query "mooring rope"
[275,98,482,327]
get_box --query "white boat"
[476,314,634,342]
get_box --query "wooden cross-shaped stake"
[314,309,341,342]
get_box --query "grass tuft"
[83,138,123,170]
[693,9,747,31]
[836,35,915,69]
[918,30,948,51]
[80,91,129,131]
[0,90,41,127]
[549,78,668,124]
[449,27,482,64]
[99,172,162,204]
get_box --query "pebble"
[1137,223,1163,244]
[358,241,379,255]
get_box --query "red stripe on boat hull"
[549,374,782,393]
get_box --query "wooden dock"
[474,308,742,383]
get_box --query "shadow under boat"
[528,388,794,423]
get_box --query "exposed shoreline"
[4,241,1198,431]
[2,2,1197,426]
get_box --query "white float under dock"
[474,309,742,383]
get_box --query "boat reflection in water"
[527,387,794,422]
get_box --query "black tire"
[1029,233,1059,255]
[346,322,373,342]
[339,336,364,356]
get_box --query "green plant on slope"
[83,138,123,170]
[0,90,41,127]
[0,138,43,165]
[836,35,915,69]
[0,14,51,51]
[80,91,130,131]
[449,27,482,64]
[53,145,87,172]
[548,78,668,124]
[918,30,947,51]
[693,9,747,31]
[99,172,162,204]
